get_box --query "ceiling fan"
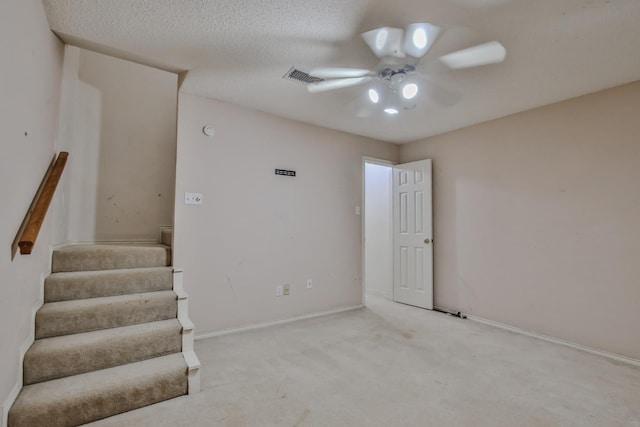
[304,23,506,115]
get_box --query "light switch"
[184,192,203,205]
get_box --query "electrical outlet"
[306,279,313,289]
[283,284,290,295]
[276,285,283,297]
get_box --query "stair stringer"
[1,269,48,427]
[172,267,201,394]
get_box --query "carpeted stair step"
[24,319,183,385]
[160,228,173,247]
[45,267,173,302]
[36,291,178,339]
[8,353,188,427]
[52,244,171,273]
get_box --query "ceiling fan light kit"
[367,76,420,115]
[362,27,405,58]
[299,22,507,116]
[368,89,380,103]
[402,23,442,58]
[402,83,419,100]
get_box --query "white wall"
[0,0,64,412]
[364,162,393,297]
[401,81,640,360]
[52,46,101,244]
[174,93,399,335]
[55,48,178,243]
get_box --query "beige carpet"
[9,242,189,427]
[88,293,640,427]
[52,244,171,273]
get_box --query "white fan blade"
[361,27,406,59]
[402,23,442,59]
[307,77,373,93]
[421,79,462,107]
[346,96,377,118]
[310,67,373,79]
[439,41,506,69]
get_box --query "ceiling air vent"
[282,67,324,86]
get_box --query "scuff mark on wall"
[226,276,236,301]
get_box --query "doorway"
[363,157,434,309]
[364,160,394,298]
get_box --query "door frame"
[361,156,396,307]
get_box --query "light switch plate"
[184,192,203,205]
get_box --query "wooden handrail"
[14,152,68,256]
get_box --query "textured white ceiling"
[42,0,640,143]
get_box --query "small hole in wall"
[24,132,28,136]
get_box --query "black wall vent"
[282,67,325,86]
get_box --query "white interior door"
[393,159,433,309]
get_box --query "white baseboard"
[195,305,364,341]
[465,314,640,368]
[2,272,47,427]
[2,383,19,427]
[183,351,202,395]
[51,240,72,251]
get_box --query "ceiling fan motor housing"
[379,64,416,80]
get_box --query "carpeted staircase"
[8,230,200,426]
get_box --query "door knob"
[424,238,431,244]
